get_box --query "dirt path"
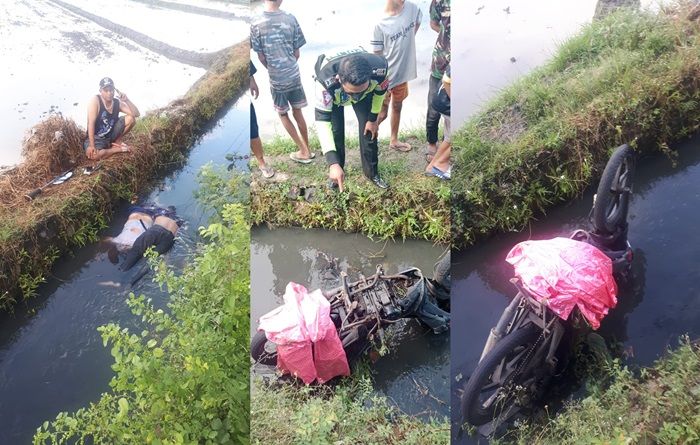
[46,0,227,68]
[127,0,242,20]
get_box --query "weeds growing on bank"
[251,128,450,244]
[251,372,450,445]
[452,3,700,247]
[496,337,700,444]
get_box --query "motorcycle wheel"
[461,323,541,426]
[433,251,451,291]
[593,144,635,235]
[250,330,277,366]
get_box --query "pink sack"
[257,282,349,384]
[505,237,618,330]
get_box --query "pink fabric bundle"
[505,237,618,329]
[258,282,350,384]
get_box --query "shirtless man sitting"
[84,77,140,160]
[106,205,181,271]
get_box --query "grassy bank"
[0,41,249,307]
[498,338,700,444]
[251,373,450,445]
[452,3,700,248]
[250,128,450,244]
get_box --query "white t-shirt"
[111,219,152,248]
[370,2,422,89]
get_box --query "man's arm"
[293,48,300,61]
[314,83,345,191]
[86,96,98,158]
[415,7,423,33]
[117,90,140,117]
[256,51,268,69]
[429,0,441,33]
[371,23,384,56]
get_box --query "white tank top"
[111,219,152,247]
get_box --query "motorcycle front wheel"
[593,144,635,235]
[250,330,278,366]
[460,323,541,426]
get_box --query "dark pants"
[426,75,442,145]
[330,95,379,179]
[120,225,175,271]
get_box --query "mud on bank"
[452,2,700,248]
[250,131,451,244]
[0,41,249,308]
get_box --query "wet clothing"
[111,218,151,248]
[371,1,422,89]
[314,49,389,176]
[128,205,181,224]
[429,0,451,80]
[120,224,175,271]
[250,10,306,93]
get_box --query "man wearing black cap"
[84,77,140,160]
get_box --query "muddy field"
[0,0,247,166]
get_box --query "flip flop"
[289,152,313,164]
[260,165,275,179]
[389,142,412,152]
[432,166,451,180]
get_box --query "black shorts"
[83,116,126,150]
[250,102,259,140]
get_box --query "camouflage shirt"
[250,10,306,92]
[429,0,451,79]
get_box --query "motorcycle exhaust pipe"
[479,292,523,362]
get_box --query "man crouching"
[84,77,140,160]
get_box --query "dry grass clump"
[0,115,85,207]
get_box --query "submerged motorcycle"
[460,144,635,427]
[251,253,451,367]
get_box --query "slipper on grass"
[289,152,313,164]
[389,142,412,152]
[432,166,451,180]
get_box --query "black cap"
[99,77,114,89]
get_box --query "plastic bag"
[257,282,349,384]
[505,237,618,329]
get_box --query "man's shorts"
[382,82,409,107]
[250,102,259,140]
[83,116,126,151]
[271,85,307,114]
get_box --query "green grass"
[252,372,450,445]
[252,127,451,243]
[452,3,700,247]
[497,337,700,444]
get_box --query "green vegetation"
[251,128,450,244]
[0,42,249,305]
[252,373,450,445]
[34,170,250,444]
[497,338,700,444]
[452,3,700,247]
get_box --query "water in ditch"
[251,226,450,419]
[451,134,700,443]
[0,99,248,444]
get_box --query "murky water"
[251,0,436,141]
[450,134,700,443]
[0,99,247,444]
[0,0,247,166]
[250,226,450,419]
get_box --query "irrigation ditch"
[452,3,700,248]
[0,40,249,310]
